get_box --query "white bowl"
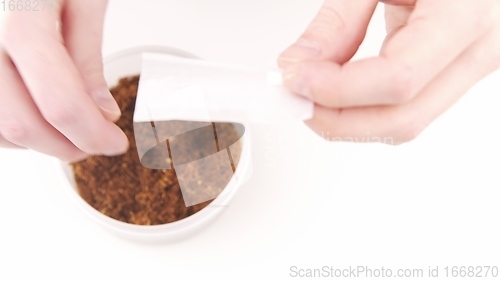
[55,46,252,243]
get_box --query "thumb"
[62,0,121,122]
[278,0,378,67]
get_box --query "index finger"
[0,134,23,149]
[283,0,495,108]
[278,0,378,67]
[3,8,128,155]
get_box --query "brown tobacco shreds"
[70,75,243,225]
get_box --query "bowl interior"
[59,46,252,240]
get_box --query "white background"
[1,1,500,280]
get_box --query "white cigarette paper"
[134,53,307,207]
[134,53,313,124]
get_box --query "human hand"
[278,0,500,144]
[0,0,128,161]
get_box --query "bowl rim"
[56,46,252,240]
[103,45,200,65]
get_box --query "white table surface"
[1,1,499,280]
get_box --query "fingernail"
[279,39,322,65]
[93,90,122,119]
[283,66,310,99]
[104,143,129,156]
[104,131,130,156]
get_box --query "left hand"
[278,0,500,144]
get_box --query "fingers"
[3,8,128,156]
[282,58,411,108]
[383,5,413,36]
[0,50,88,161]
[278,0,378,67]
[62,0,121,121]
[305,32,499,144]
[283,0,495,108]
[379,0,494,95]
[0,134,24,149]
[379,0,417,6]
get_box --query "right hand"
[0,0,128,162]
[278,0,500,145]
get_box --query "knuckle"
[72,51,104,75]
[41,104,78,128]
[390,89,416,105]
[0,121,31,144]
[389,113,425,144]
[390,70,419,104]
[79,61,104,80]
[41,103,110,155]
[396,127,422,144]
[77,137,105,155]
